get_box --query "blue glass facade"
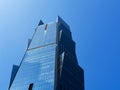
[9,16,84,90]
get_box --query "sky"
[0,0,120,90]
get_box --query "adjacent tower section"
[9,16,84,90]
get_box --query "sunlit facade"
[9,16,84,90]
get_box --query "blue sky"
[0,0,120,90]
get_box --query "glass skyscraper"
[9,16,84,90]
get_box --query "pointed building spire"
[38,20,44,26]
[56,16,70,29]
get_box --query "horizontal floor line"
[28,42,57,51]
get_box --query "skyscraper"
[9,16,84,90]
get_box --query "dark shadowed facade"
[9,16,84,90]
